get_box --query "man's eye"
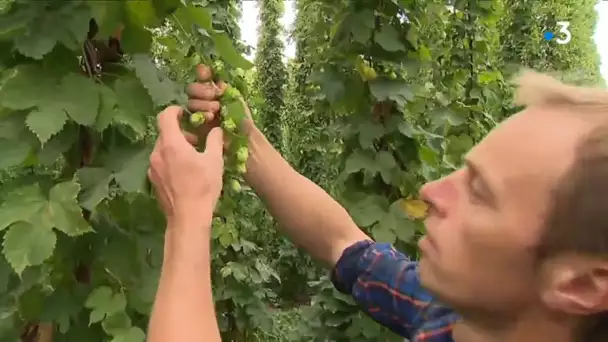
[468,175,484,200]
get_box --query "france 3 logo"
[543,21,572,45]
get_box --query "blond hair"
[519,68,608,342]
[512,69,608,111]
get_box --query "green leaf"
[102,312,132,336]
[348,195,388,227]
[375,151,397,183]
[374,25,405,52]
[130,54,180,106]
[0,110,28,140]
[96,85,119,131]
[105,144,153,193]
[61,4,91,47]
[127,265,160,314]
[75,167,113,211]
[13,3,91,55]
[0,185,47,231]
[172,5,212,31]
[0,138,32,170]
[111,327,146,342]
[85,286,127,325]
[47,181,94,236]
[344,150,375,175]
[213,33,253,69]
[0,6,36,38]
[56,73,100,126]
[37,123,78,165]
[349,10,374,43]
[39,286,86,332]
[114,77,154,119]
[418,45,432,61]
[0,182,92,236]
[88,0,125,38]
[372,224,396,244]
[0,65,58,110]
[357,121,385,148]
[152,0,182,18]
[376,200,417,244]
[121,15,152,54]
[25,107,68,144]
[125,0,160,27]
[369,79,414,108]
[98,236,140,286]
[225,99,248,123]
[0,255,11,292]
[2,222,56,275]
[477,70,502,84]
[13,24,58,60]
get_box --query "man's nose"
[419,179,441,217]
[419,174,458,217]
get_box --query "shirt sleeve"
[330,240,433,338]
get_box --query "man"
[146,65,608,342]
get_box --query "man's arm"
[244,126,369,267]
[244,126,438,337]
[147,210,221,342]
[331,240,439,338]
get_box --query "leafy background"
[0,0,605,341]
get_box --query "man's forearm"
[245,127,370,267]
[147,212,220,342]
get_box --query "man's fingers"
[183,131,198,145]
[186,82,221,100]
[205,126,224,157]
[186,99,220,115]
[157,106,185,143]
[216,81,227,96]
[196,65,213,82]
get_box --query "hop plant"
[236,146,248,163]
[189,112,206,126]
[190,57,251,193]
[229,179,242,192]
[222,118,237,132]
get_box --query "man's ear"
[541,258,608,315]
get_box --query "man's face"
[417,106,591,315]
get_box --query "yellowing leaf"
[400,199,428,219]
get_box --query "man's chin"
[418,257,446,299]
[418,261,465,310]
[418,257,436,290]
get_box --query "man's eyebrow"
[464,158,498,206]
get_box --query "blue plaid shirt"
[331,240,460,341]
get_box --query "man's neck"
[453,310,579,342]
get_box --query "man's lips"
[418,230,438,255]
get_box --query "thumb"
[205,127,224,157]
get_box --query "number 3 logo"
[556,21,572,45]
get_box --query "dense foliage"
[254,0,288,151]
[0,0,603,341]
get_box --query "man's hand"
[147,105,225,221]
[147,106,223,342]
[186,64,255,139]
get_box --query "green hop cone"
[229,179,242,192]
[236,146,248,163]
[212,217,223,228]
[219,105,228,117]
[236,163,247,174]
[222,118,237,132]
[192,54,202,67]
[213,60,224,74]
[222,85,240,100]
[189,112,205,126]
